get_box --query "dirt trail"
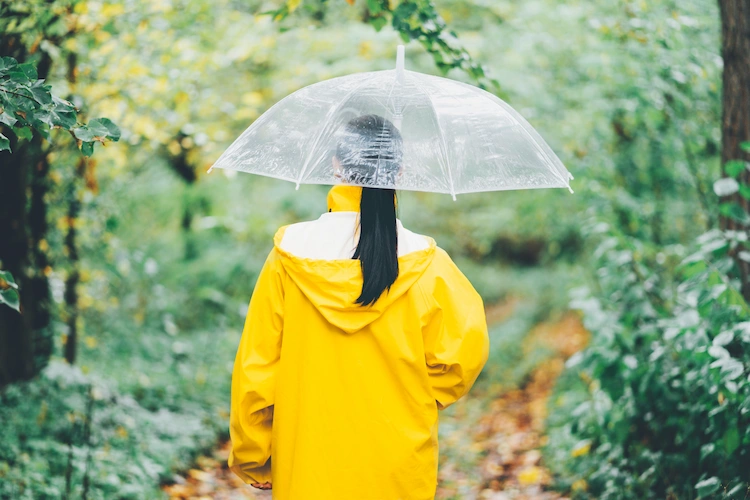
[163,305,587,500]
[457,313,587,500]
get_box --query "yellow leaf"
[188,469,213,482]
[571,440,591,457]
[36,401,48,426]
[345,0,356,5]
[94,31,112,43]
[241,91,264,106]
[84,336,98,349]
[287,0,302,12]
[572,479,588,491]
[101,4,125,18]
[518,466,542,485]
[126,64,148,78]
[167,140,182,156]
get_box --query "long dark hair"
[335,114,403,306]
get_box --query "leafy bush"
[0,362,219,500]
[546,175,750,498]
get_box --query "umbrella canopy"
[209,46,573,199]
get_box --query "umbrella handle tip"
[207,166,214,174]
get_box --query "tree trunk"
[63,159,85,365]
[0,45,54,386]
[719,0,750,300]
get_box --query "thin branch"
[0,85,36,102]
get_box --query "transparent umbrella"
[209,46,573,199]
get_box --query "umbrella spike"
[207,166,214,173]
[451,193,457,201]
[567,185,574,194]
[396,45,405,84]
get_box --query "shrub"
[546,212,750,499]
[0,362,218,500]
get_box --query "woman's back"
[229,186,489,500]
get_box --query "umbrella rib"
[421,85,457,200]
[483,90,572,192]
[295,77,374,189]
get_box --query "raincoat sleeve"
[228,248,285,484]
[421,249,489,410]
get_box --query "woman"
[229,115,489,499]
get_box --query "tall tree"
[718,0,750,300]
[0,0,118,386]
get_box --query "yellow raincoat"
[229,186,489,499]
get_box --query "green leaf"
[723,426,740,455]
[0,132,9,152]
[29,82,52,106]
[740,141,750,153]
[719,202,750,225]
[695,477,721,497]
[0,56,18,71]
[74,127,95,142]
[680,259,707,279]
[89,117,121,141]
[18,63,37,81]
[370,16,388,32]
[718,287,750,316]
[14,126,32,141]
[0,288,20,312]
[740,184,750,200]
[0,271,18,289]
[367,0,383,15]
[712,330,734,346]
[0,111,18,127]
[81,141,94,157]
[0,271,20,312]
[724,160,747,178]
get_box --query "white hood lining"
[279,212,430,261]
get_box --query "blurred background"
[1,0,748,499]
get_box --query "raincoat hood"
[272,185,436,334]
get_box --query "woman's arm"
[228,248,285,485]
[421,249,490,410]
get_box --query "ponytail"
[335,113,402,306]
[353,188,398,306]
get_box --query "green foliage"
[546,185,750,498]
[537,1,744,493]
[0,270,20,312]
[267,0,499,90]
[0,56,120,155]
[0,362,217,499]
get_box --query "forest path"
[162,300,587,500]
